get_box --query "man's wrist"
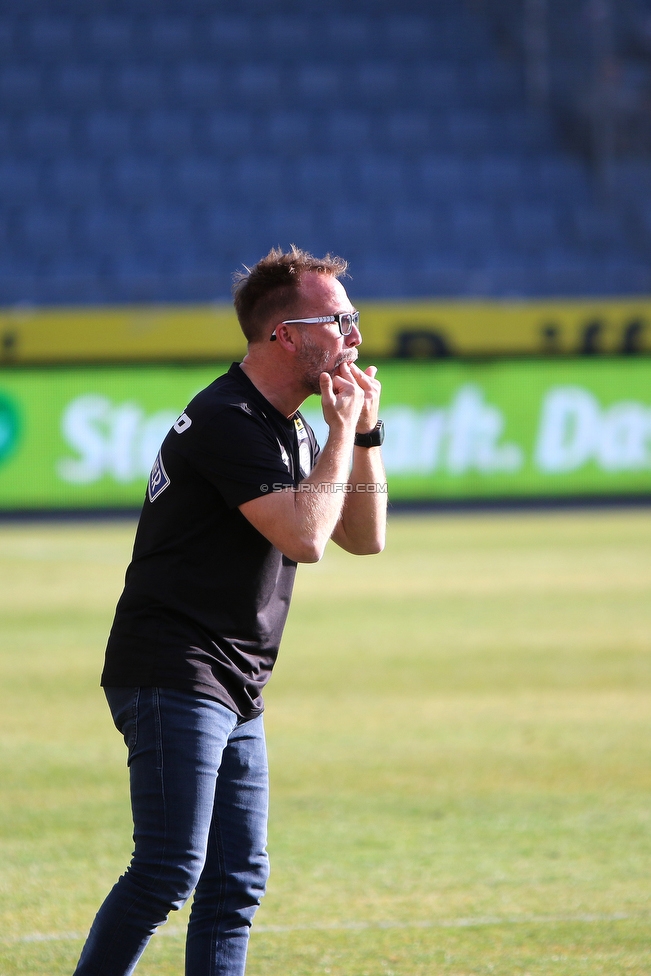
[354,421,384,448]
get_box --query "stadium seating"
[0,0,649,304]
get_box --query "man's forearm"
[287,424,357,556]
[331,446,387,554]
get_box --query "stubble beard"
[297,332,357,396]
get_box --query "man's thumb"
[319,372,333,402]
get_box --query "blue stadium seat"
[45,159,103,204]
[27,16,75,56]
[138,111,195,155]
[204,207,256,251]
[0,0,643,303]
[0,18,14,58]
[230,157,285,202]
[258,209,316,250]
[110,157,164,204]
[542,247,593,278]
[112,254,165,300]
[448,111,495,152]
[53,65,103,108]
[501,111,552,152]
[18,206,71,255]
[43,252,103,282]
[85,16,133,58]
[384,111,431,150]
[169,158,225,204]
[172,63,222,106]
[0,259,38,304]
[202,111,255,154]
[262,15,312,51]
[478,156,525,196]
[205,15,254,54]
[0,115,13,156]
[137,207,195,253]
[356,155,407,201]
[233,64,282,105]
[295,156,347,202]
[0,160,41,205]
[327,204,377,251]
[19,112,71,155]
[147,16,196,57]
[419,154,468,198]
[388,205,438,251]
[0,65,42,109]
[326,111,372,147]
[355,62,400,106]
[509,203,560,249]
[264,111,313,153]
[83,111,133,155]
[109,65,165,110]
[611,161,651,199]
[572,206,626,249]
[324,16,375,51]
[468,61,522,109]
[78,207,134,254]
[352,255,410,297]
[412,64,459,108]
[535,155,590,197]
[296,66,342,102]
[381,14,434,53]
[451,202,497,246]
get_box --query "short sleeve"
[170,404,295,509]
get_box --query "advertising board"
[0,359,650,509]
[2,297,650,363]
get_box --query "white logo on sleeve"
[174,412,192,433]
[294,416,312,477]
[148,450,171,502]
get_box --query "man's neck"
[239,358,309,418]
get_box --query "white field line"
[1,912,638,945]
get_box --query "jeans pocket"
[104,686,140,755]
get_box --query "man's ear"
[272,323,299,352]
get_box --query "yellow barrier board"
[1,297,650,363]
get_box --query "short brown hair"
[232,245,348,344]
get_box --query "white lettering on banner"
[57,395,178,484]
[445,386,522,474]
[377,387,522,475]
[535,386,651,473]
[303,385,523,476]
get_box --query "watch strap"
[354,420,384,448]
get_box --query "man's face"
[292,273,361,395]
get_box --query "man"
[73,246,387,976]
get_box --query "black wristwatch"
[354,421,384,448]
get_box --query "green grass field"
[1,509,651,976]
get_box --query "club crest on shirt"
[148,450,170,502]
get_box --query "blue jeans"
[73,687,269,976]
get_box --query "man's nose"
[345,324,362,346]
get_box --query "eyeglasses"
[270,310,359,341]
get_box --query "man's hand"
[320,361,365,434]
[329,360,386,555]
[240,360,385,562]
[347,363,381,434]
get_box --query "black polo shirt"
[102,363,319,719]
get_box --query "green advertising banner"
[0,359,650,509]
